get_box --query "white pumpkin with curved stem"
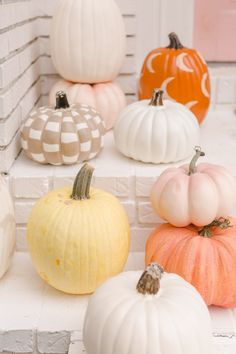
[114,90,200,164]
[50,0,126,83]
[49,80,126,130]
[0,176,16,279]
[83,263,213,354]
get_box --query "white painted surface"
[0,252,235,354]
[7,109,236,252]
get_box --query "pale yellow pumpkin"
[27,164,130,294]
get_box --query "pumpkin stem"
[167,32,184,49]
[137,263,164,295]
[149,89,164,106]
[198,218,232,237]
[188,146,205,175]
[71,164,94,200]
[55,91,70,109]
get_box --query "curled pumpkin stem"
[188,146,205,175]
[137,263,164,295]
[198,218,232,237]
[167,32,184,50]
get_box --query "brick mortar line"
[0,0,30,3]
[0,55,41,95]
[0,35,135,65]
[0,37,39,65]
[0,15,51,35]
[0,86,41,149]
[0,13,136,35]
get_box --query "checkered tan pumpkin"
[21,91,106,165]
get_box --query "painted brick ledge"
[0,253,236,354]
[6,109,236,251]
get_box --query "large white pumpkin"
[50,0,126,83]
[83,263,213,354]
[49,80,126,130]
[0,176,16,279]
[114,90,200,163]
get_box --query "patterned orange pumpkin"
[146,218,236,308]
[139,32,211,124]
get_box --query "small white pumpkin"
[50,0,126,83]
[0,175,16,279]
[83,263,213,354]
[49,80,126,131]
[114,90,200,164]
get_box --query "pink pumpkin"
[49,80,126,131]
[151,147,236,227]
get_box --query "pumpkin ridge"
[29,198,65,285]
[107,297,143,354]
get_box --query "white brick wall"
[0,0,40,171]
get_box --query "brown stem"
[55,91,70,109]
[71,164,94,200]
[188,146,205,175]
[198,218,232,237]
[137,263,164,295]
[167,32,184,49]
[149,89,164,106]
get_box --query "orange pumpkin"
[146,217,236,308]
[139,32,210,124]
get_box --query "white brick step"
[0,253,236,354]
[8,110,236,251]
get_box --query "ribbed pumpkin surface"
[27,187,130,294]
[146,219,236,307]
[139,34,210,123]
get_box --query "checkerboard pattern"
[21,104,105,165]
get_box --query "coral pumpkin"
[146,218,236,307]
[151,147,236,227]
[139,32,210,123]
[27,164,130,294]
[49,80,126,130]
[84,263,213,354]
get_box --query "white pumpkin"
[114,90,200,164]
[49,80,126,130]
[83,263,213,354]
[50,0,126,83]
[0,175,16,279]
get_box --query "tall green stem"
[71,164,94,200]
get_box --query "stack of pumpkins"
[49,0,127,132]
[147,146,236,308]
[114,32,211,165]
[21,0,128,166]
